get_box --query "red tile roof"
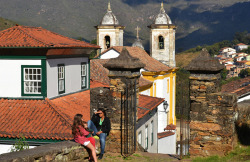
[236,43,247,46]
[164,124,176,131]
[98,46,171,72]
[90,59,110,86]
[137,95,164,119]
[221,76,250,97]
[139,77,153,88]
[0,25,99,48]
[90,79,110,88]
[157,131,175,139]
[0,90,90,140]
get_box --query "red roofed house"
[0,25,99,154]
[235,43,249,52]
[219,47,236,57]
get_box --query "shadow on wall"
[235,122,250,145]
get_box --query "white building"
[148,2,176,67]
[235,43,249,52]
[95,2,125,53]
[219,47,236,57]
[0,25,99,154]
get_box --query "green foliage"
[183,31,250,56]
[220,68,228,81]
[234,31,250,45]
[221,77,241,85]
[176,68,190,119]
[10,136,29,152]
[192,145,250,162]
[239,68,250,78]
[133,153,141,157]
[89,39,98,59]
[0,17,16,31]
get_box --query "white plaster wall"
[136,111,158,153]
[98,29,121,52]
[0,59,41,98]
[150,28,175,66]
[99,49,119,59]
[119,30,124,46]
[158,133,176,154]
[140,89,150,96]
[157,103,167,132]
[155,79,164,98]
[0,144,36,155]
[46,57,89,99]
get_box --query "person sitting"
[72,114,97,162]
[87,108,111,160]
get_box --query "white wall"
[0,144,36,155]
[0,59,41,98]
[140,89,150,96]
[158,103,168,132]
[137,110,158,153]
[46,57,89,99]
[158,132,176,154]
[99,49,119,59]
[238,95,250,102]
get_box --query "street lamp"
[163,101,168,112]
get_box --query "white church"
[93,2,178,154]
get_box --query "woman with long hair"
[72,114,97,162]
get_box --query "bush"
[10,135,29,152]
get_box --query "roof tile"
[0,25,99,48]
[0,90,90,140]
[98,46,171,72]
[138,95,164,119]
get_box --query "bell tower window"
[105,36,111,49]
[159,36,164,49]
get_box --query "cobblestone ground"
[72,151,192,162]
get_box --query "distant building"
[235,43,249,52]
[219,47,236,57]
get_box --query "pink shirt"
[74,125,90,145]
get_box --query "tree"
[89,39,98,59]
[221,68,228,81]
[239,68,250,78]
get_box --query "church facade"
[95,2,178,154]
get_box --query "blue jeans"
[87,120,107,154]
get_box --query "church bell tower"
[148,2,176,67]
[96,2,125,52]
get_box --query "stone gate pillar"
[103,47,145,153]
[185,49,238,156]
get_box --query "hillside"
[0,17,16,31]
[176,51,200,68]
[0,0,249,51]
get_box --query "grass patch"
[133,153,141,157]
[192,145,250,162]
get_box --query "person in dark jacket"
[87,108,111,160]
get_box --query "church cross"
[135,26,141,39]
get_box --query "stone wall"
[0,141,88,162]
[189,74,238,156]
